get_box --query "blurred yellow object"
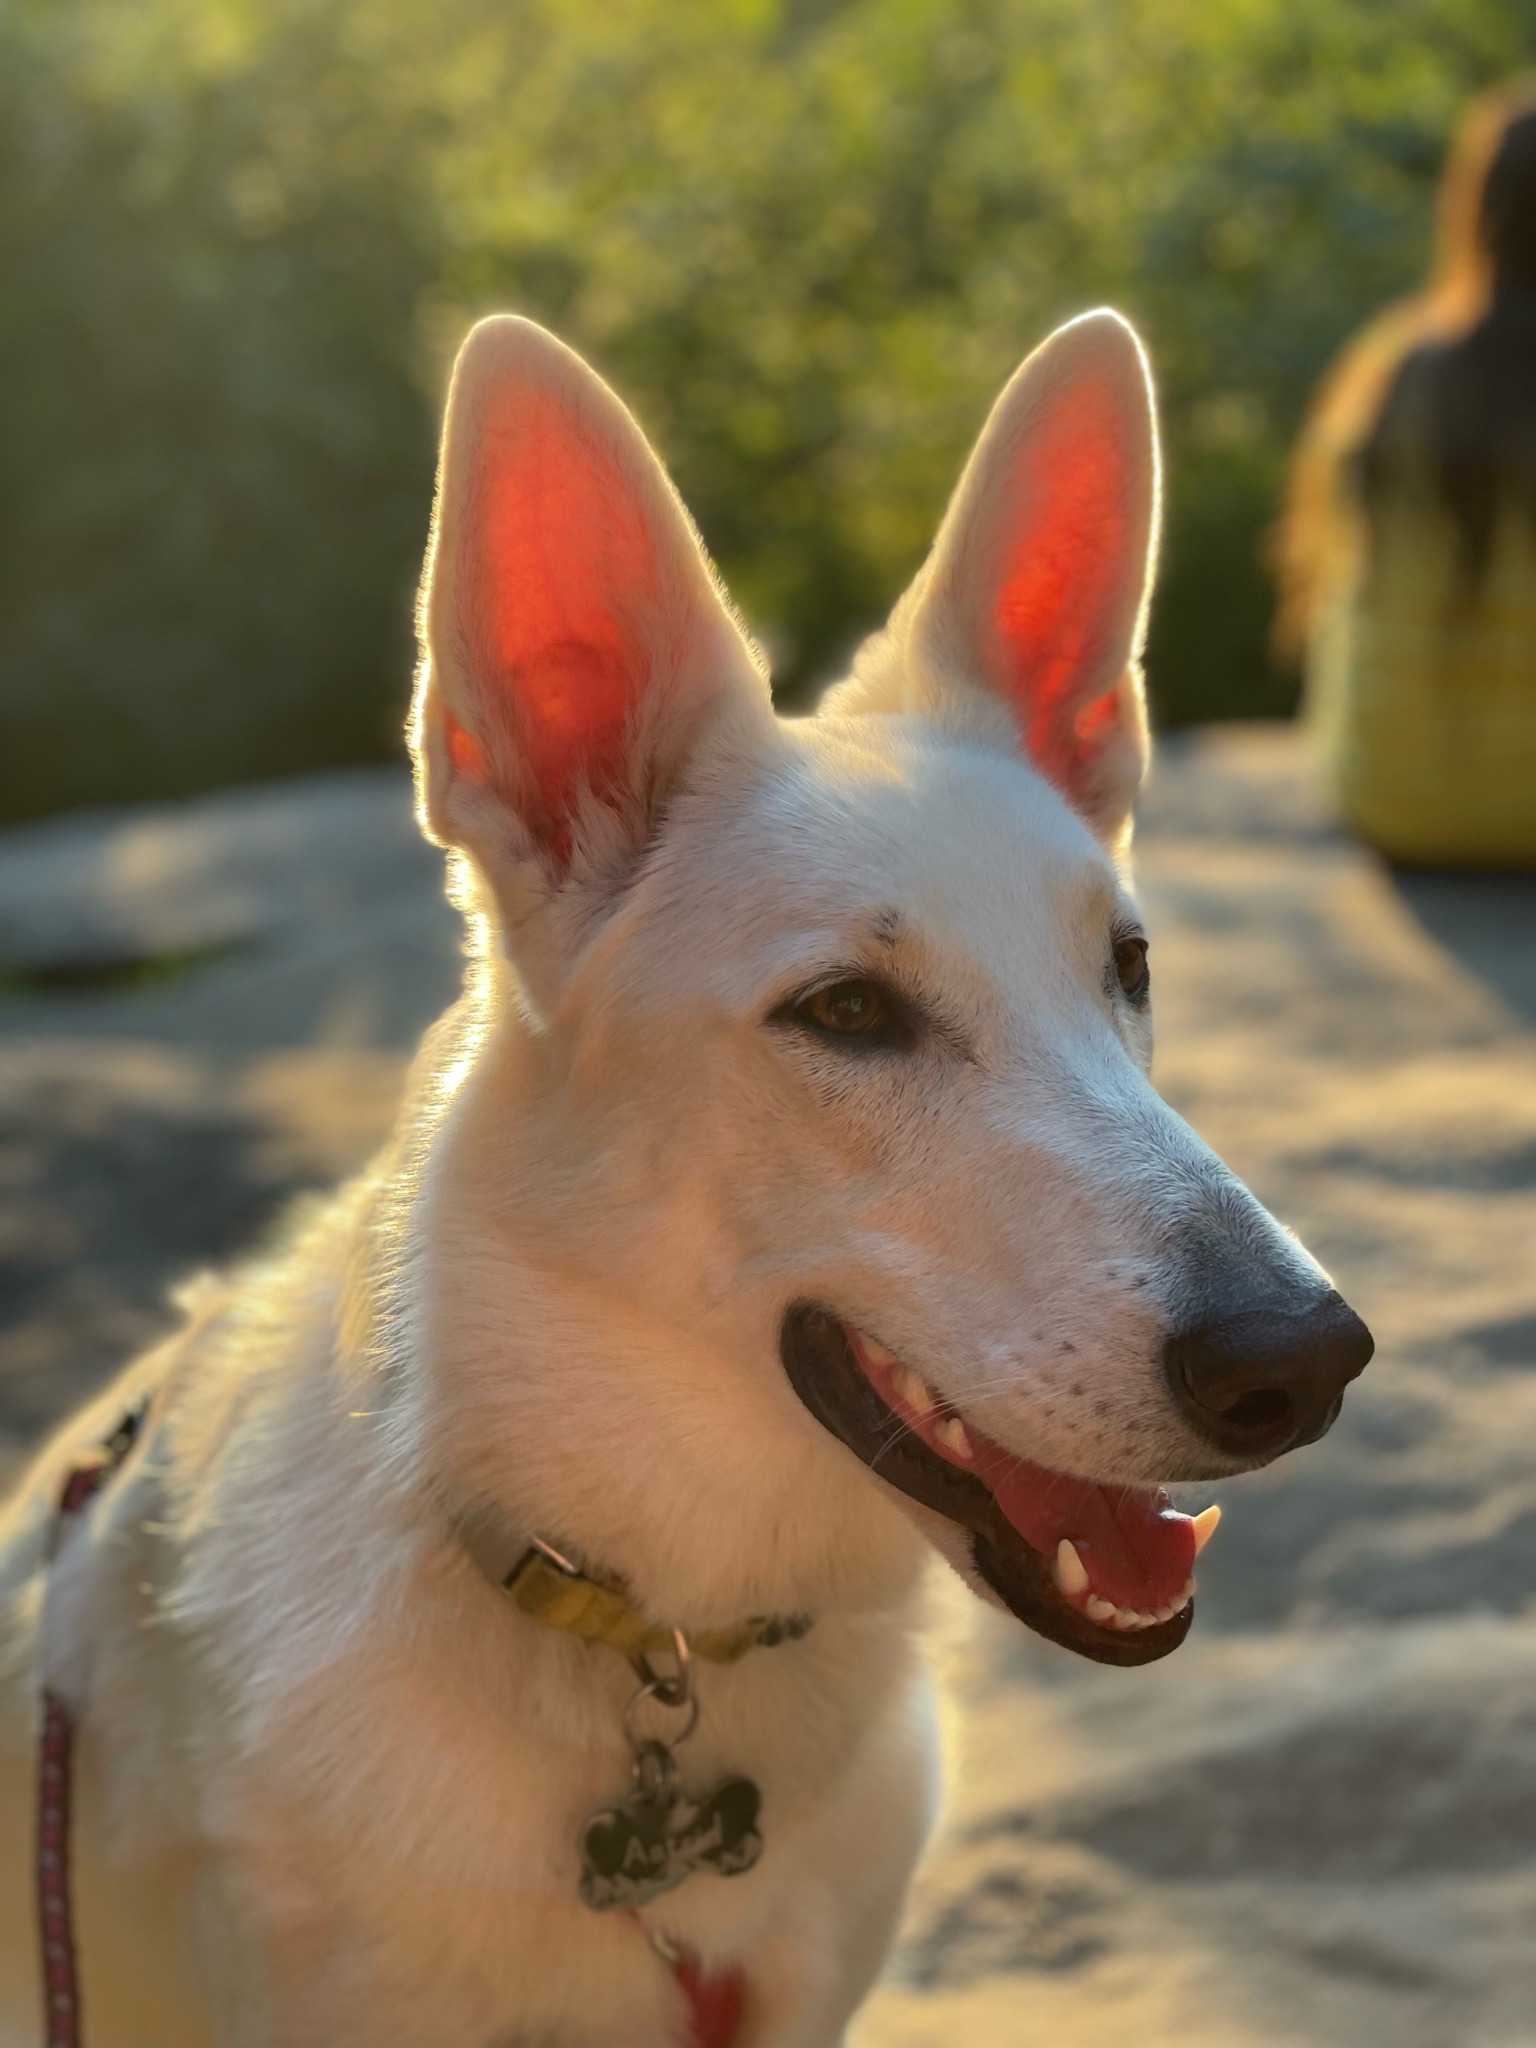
[1307,501,1536,865]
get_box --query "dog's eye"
[805,979,889,1035]
[1112,932,1150,1007]
[773,976,912,1049]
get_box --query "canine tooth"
[861,1335,896,1368]
[1055,1539,1090,1599]
[1190,1504,1222,1555]
[894,1367,932,1415]
[936,1417,972,1460]
[1086,1595,1117,1624]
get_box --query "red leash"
[37,1676,85,2047]
[35,1406,147,2048]
[638,1920,748,2048]
[672,1944,748,2048]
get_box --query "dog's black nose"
[1164,1290,1373,1459]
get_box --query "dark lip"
[779,1301,1194,1669]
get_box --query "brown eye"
[770,974,916,1051]
[804,978,889,1035]
[1112,932,1150,1007]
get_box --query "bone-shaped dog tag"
[671,1774,763,1879]
[579,1744,763,1912]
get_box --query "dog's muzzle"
[778,1303,1196,1668]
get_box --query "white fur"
[0,312,1326,2046]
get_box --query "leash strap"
[640,1922,748,2048]
[35,1405,147,2048]
[675,1949,748,2048]
[674,1949,748,2048]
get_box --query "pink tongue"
[983,1448,1195,1611]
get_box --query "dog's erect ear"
[842,310,1160,846]
[413,317,768,886]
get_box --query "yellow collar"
[457,1514,811,1666]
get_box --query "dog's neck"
[362,988,930,1634]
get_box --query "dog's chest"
[232,1624,939,2046]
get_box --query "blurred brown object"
[1276,76,1536,660]
[1274,80,1536,866]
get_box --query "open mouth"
[779,1303,1219,1668]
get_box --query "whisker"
[866,1408,927,1475]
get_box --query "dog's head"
[409,313,1371,1666]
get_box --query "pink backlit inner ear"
[992,378,1129,789]
[465,388,660,843]
[1072,686,1122,745]
[444,713,489,781]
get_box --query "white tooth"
[1113,1606,1143,1629]
[1136,1611,1157,1629]
[861,1335,895,1368]
[1190,1504,1222,1555]
[1086,1595,1117,1624]
[1161,1584,1194,1617]
[1055,1539,1090,1600]
[894,1367,932,1415]
[936,1416,972,1460]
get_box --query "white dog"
[0,309,1370,2047]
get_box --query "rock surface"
[1,728,1532,2045]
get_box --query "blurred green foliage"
[3,0,1535,818]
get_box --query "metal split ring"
[631,1738,678,1803]
[629,1626,693,1711]
[623,1679,701,1751]
[623,1628,700,1753]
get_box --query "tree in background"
[2,0,1533,819]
